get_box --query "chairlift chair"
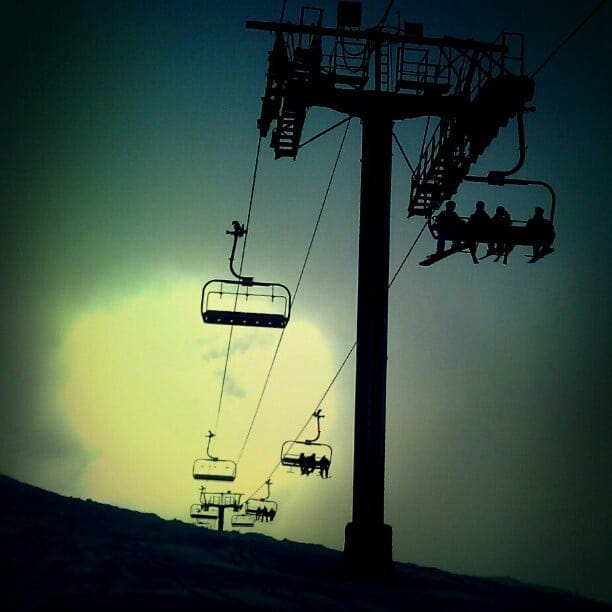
[419,109,557,266]
[202,279,291,328]
[464,172,556,263]
[192,431,238,482]
[192,457,238,481]
[244,480,279,519]
[280,440,333,468]
[201,220,292,328]
[231,513,256,528]
[280,410,333,476]
[421,176,557,266]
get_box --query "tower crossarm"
[245,20,508,54]
[248,9,529,160]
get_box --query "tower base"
[343,522,394,583]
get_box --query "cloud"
[53,277,342,525]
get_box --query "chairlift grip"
[205,430,218,461]
[490,108,528,180]
[305,410,325,444]
[226,220,255,284]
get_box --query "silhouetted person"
[318,455,330,479]
[256,506,263,521]
[298,452,308,475]
[261,507,270,522]
[490,205,513,264]
[466,200,491,264]
[526,205,555,259]
[268,508,276,522]
[433,200,464,254]
[305,453,317,475]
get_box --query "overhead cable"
[212,136,263,438]
[247,202,428,497]
[531,0,608,77]
[236,120,353,464]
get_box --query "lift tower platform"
[247,1,534,581]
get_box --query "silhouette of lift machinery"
[244,479,279,522]
[246,0,556,580]
[280,409,332,476]
[418,109,557,266]
[190,485,248,531]
[192,431,238,482]
[201,220,292,328]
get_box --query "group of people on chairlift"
[298,452,330,478]
[254,506,277,522]
[433,199,555,264]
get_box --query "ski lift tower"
[247,1,535,581]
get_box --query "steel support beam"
[344,111,394,581]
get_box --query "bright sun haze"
[57,276,345,525]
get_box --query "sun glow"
[57,275,343,523]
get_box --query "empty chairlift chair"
[201,220,292,329]
[231,512,256,528]
[192,431,238,482]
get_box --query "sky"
[3,0,611,605]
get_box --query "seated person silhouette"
[318,455,330,479]
[490,205,513,264]
[433,200,465,255]
[466,200,491,264]
[526,205,555,259]
[298,452,308,475]
[305,453,317,476]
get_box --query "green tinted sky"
[3,0,611,604]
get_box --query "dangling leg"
[503,243,514,265]
[436,234,446,255]
[469,242,479,264]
